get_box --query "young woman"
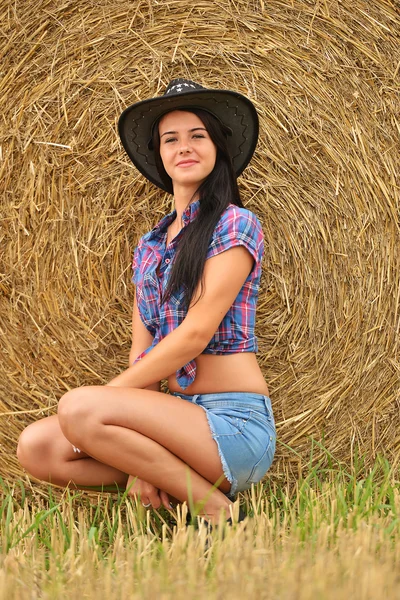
[17,79,276,526]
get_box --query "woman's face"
[158,110,217,189]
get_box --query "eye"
[164,133,206,143]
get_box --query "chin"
[177,171,212,184]
[176,176,206,186]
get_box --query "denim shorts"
[170,391,276,500]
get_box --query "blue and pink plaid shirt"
[132,200,264,390]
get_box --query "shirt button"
[165,258,170,264]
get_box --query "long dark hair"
[152,108,244,309]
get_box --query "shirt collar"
[182,198,200,224]
[149,199,200,240]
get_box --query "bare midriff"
[167,353,270,397]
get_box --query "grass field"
[1,453,400,599]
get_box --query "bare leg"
[57,386,234,523]
[18,389,234,524]
[18,415,184,509]
[17,415,129,489]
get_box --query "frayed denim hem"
[196,404,238,501]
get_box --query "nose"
[178,139,192,154]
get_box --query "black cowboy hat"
[118,78,259,192]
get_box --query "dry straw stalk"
[0,0,399,485]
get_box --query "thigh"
[59,387,232,494]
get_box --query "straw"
[1,0,399,485]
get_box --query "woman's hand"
[126,475,172,510]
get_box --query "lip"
[176,160,199,167]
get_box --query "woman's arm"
[107,245,253,389]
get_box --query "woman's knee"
[58,387,98,445]
[17,420,53,477]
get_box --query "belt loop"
[192,394,200,405]
[264,395,273,416]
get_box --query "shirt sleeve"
[206,206,264,264]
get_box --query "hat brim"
[118,89,259,192]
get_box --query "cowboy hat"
[118,78,259,192]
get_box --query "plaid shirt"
[132,200,264,390]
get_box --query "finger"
[148,491,161,510]
[127,484,140,499]
[160,490,173,510]
[126,476,139,494]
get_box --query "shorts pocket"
[249,409,274,427]
[246,433,276,484]
[209,408,252,434]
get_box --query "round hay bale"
[1,0,399,485]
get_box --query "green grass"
[1,454,400,599]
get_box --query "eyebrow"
[160,127,207,138]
